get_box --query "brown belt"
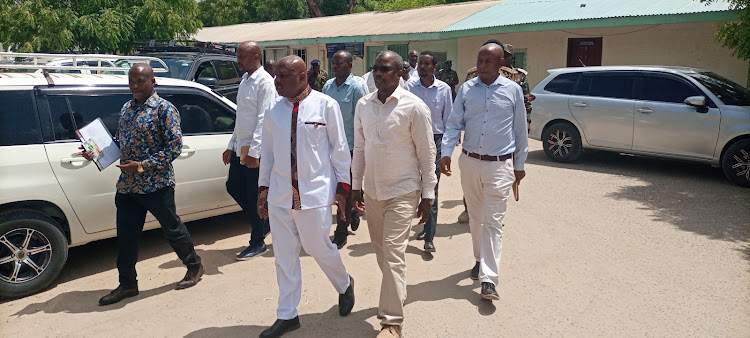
[462,149,512,162]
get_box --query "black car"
[134,41,242,103]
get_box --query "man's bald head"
[237,41,262,74]
[476,43,505,85]
[264,59,276,77]
[128,63,156,103]
[373,50,403,97]
[274,56,307,98]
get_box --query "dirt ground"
[1,140,749,337]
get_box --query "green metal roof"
[443,0,735,32]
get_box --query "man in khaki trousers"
[352,50,437,338]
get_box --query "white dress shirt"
[228,68,278,158]
[409,66,418,79]
[363,71,405,93]
[352,87,437,201]
[259,90,351,209]
[442,75,529,170]
[404,76,453,135]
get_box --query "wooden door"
[567,38,602,67]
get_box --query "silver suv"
[0,71,241,298]
[529,66,750,187]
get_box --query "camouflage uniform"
[308,69,329,92]
[437,63,459,99]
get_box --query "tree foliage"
[702,0,750,60]
[0,0,202,53]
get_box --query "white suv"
[529,66,750,187]
[0,72,241,298]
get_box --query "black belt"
[462,149,512,162]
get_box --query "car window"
[150,58,193,80]
[639,75,701,104]
[0,90,42,146]
[160,93,235,135]
[195,62,217,80]
[214,60,241,85]
[544,72,581,95]
[575,73,637,99]
[49,94,130,141]
[689,71,750,106]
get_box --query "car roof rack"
[134,40,237,56]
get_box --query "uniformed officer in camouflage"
[307,59,329,91]
[437,60,459,99]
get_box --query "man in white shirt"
[404,51,453,253]
[407,49,419,79]
[352,50,437,338]
[257,55,355,338]
[221,41,277,260]
[440,42,528,301]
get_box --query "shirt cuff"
[421,188,435,199]
[259,186,268,193]
[352,179,363,191]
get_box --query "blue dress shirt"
[442,75,529,170]
[404,76,453,135]
[322,74,368,150]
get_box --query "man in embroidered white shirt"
[222,41,277,260]
[257,56,355,338]
[352,50,437,338]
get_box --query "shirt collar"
[244,68,262,81]
[335,73,356,87]
[130,92,160,109]
[417,76,438,89]
[471,73,507,87]
[370,86,406,104]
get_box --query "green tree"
[703,0,750,60]
[1,0,202,53]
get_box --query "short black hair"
[483,39,503,46]
[420,51,437,65]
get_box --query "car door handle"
[573,102,588,108]
[637,108,655,114]
[180,148,196,157]
[61,157,88,164]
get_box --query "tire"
[0,210,69,298]
[721,139,750,188]
[542,122,583,163]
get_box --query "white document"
[76,117,121,171]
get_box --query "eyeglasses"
[371,65,395,73]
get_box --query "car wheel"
[721,139,750,187]
[542,122,583,163]
[0,211,68,298]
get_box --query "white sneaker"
[457,210,469,223]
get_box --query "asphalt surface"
[1,140,749,337]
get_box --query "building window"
[264,48,288,63]
[512,49,527,70]
[294,49,306,62]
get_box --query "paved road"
[2,140,749,337]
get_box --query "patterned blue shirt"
[442,75,529,170]
[322,74,368,150]
[115,92,182,194]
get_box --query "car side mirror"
[197,77,219,89]
[684,95,709,113]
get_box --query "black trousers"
[226,151,269,246]
[334,151,359,237]
[115,186,201,289]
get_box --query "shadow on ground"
[526,149,750,261]
[184,306,379,338]
[406,271,496,316]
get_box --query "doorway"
[566,37,602,67]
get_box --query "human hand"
[77,145,95,161]
[222,149,232,165]
[257,189,269,219]
[352,190,365,213]
[439,157,452,176]
[244,156,260,168]
[116,160,140,173]
[514,170,526,184]
[334,192,347,222]
[416,199,433,224]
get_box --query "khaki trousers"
[459,152,514,286]
[366,190,420,326]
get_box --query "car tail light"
[529,94,536,101]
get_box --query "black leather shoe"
[98,285,139,306]
[481,282,499,300]
[332,235,347,250]
[350,211,360,231]
[424,241,435,252]
[176,264,204,290]
[339,275,355,316]
[259,316,301,338]
[416,229,426,241]
[470,262,480,280]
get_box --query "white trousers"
[269,204,351,320]
[459,153,514,286]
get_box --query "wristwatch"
[137,161,144,173]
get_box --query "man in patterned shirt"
[80,63,203,306]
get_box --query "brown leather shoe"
[376,325,402,338]
[176,264,204,290]
[98,286,139,306]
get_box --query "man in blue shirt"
[440,42,528,301]
[322,50,368,249]
[405,51,453,253]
